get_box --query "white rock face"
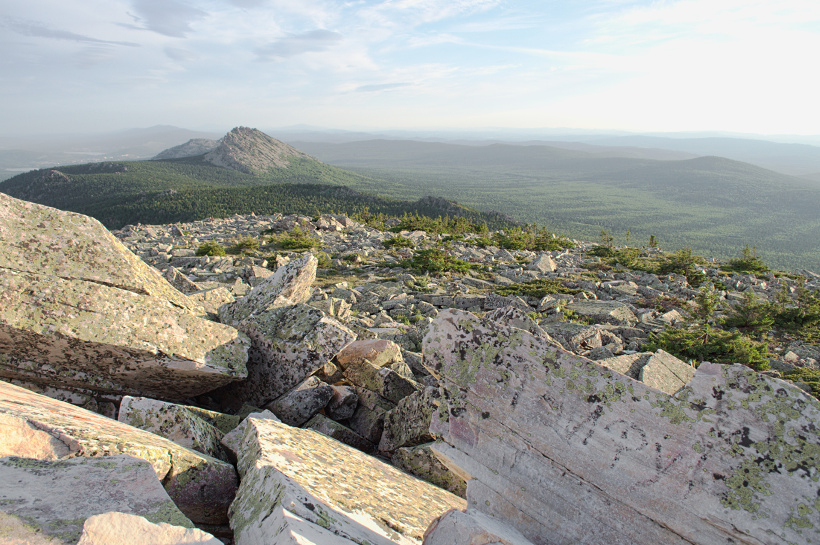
[425,309,820,545]
[76,512,222,545]
[0,455,194,545]
[229,416,466,544]
[423,509,536,545]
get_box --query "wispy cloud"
[354,82,412,92]
[255,29,343,60]
[126,0,208,38]
[1,17,139,47]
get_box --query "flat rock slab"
[0,455,194,545]
[0,381,237,525]
[424,309,820,545]
[0,269,249,401]
[423,509,536,545]
[0,193,194,310]
[566,300,638,326]
[76,512,221,545]
[232,417,466,543]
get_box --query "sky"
[2,0,819,136]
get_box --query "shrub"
[644,324,770,371]
[401,248,475,274]
[496,278,584,299]
[195,241,226,256]
[227,236,259,255]
[656,248,706,287]
[782,368,820,400]
[722,245,769,275]
[383,236,415,249]
[721,290,775,336]
[270,226,319,250]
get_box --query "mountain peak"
[203,126,311,175]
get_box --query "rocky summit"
[202,126,313,175]
[1,192,819,544]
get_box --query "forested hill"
[0,155,515,231]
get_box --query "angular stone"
[326,384,359,420]
[483,293,531,312]
[483,306,558,344]
[188,286,235,318]
[265,376,333,427]
[526,253,557,274]
[348,388,395,444]
[304,413,374,453]
[0,381,237,525]
[639,349,696,394]
[541,321,602,353]
[0,193,194,310]
[76,512,221,545]
[0,455,194,545]
[423,509,536,545]
[424,309,820,545]
[220,410,280,457]
[0,270,249,401]
[392,443,467,498]
[335,338,403,370]
[379,386,439,452]
[118,396,231,461]
[218,253,317,326]
[214,303,355,410]
[344,360,421,404]
[565,300,638,326]
[164,266,200,295]
[231,417,466,544]
[597,352,652,379]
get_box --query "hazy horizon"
[2,1,819,137]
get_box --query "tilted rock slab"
[0,455,195,545]
[0,269,249,401]
[118,396,233,462]
[424,309,820,545]
[218,253,317,327]
[0,192,194,311]
[230,416,466,544]
[214,303,355,409]
[0,381,237,525]
[76,512,221,545]
[423,509,536,545]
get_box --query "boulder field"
[1,193,818,544]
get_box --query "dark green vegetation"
[399,248,477,274]
[0,156,515,231]
[496,278,585,298]
[294,139,820,271]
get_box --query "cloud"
[255,29,343,60]
[1,17,139,47]
[164,47,198,62]
[354,82,411,92]
[127,0,208,38]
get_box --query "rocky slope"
[153,138,220,160]
[1,194,819,544]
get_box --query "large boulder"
[218,252,317,326]
[0,455,195,545]
[0,194,249,402]
[229,416,466,544]
[211,303,355,410]
[424,309,820,545]
[0,381,238,525]
[76,512,221,545]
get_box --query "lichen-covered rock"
[164,266,201,295]
[424,309,820,545]
[335,338,403,370]
[565,300,638,326]
[218,253,317,326]
[0,381,237,525]
[265,376,334,426]
[0,455,194,545]
[220,410,280,457]
[348,388,396,444]
[230,416,465,544]
[76,512,222,545]
[118,396,231,461]
[378,386,440,452]
[638,349,696,394]
[0,269,249,401]
[392,443,467,498]
[344,359,421,404]
[423,509,536,545]
[326,385,359,420]
[0,193,194,310]
[304,413,375,453]
[212,303,355,409]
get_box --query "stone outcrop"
[203,126,312,175]
[0,381,238,525]
[0,193,249,401]
[76,512,222,545]
[0,455,195,545]
[424,309,820,545]
[230,416,466,544]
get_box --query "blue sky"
[2,0,819,136]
